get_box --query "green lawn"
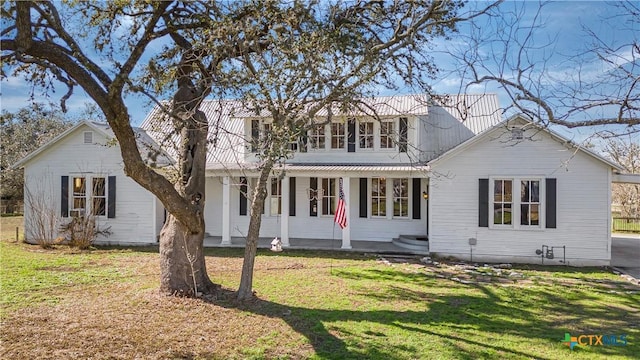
[613,218,640,233]
[1,216,639,359]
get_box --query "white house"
[13,121,167,245]
[15,94,622,266]
[427,116,622,266]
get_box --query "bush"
[60,215,112,250]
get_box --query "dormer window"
[331,123,345,149]
[380,120,396,149]
[250,120,272,152]
[358,120,374,149]
[83,131,93,144]
[309,125,325,150]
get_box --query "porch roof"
[206,163,430,176]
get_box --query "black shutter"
[61,176,69,217]
[289,177,296,216]
[108,176,116,218]
[479,178,489,227]
[239,177,248,216]
[251,120,260,152]
[310,177,318,216]
[412,178,421,220]
[347,119,356,152]
[399,117,408,153]
[299,133,308,153]
[546,178,557,229]
[359,178,367,218]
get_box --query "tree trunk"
[159,214,216,296]
[237,161,274,301]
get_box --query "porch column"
[221,176,231,245]
[341,177,352,249]
[281,176,290,247]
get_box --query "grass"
[1,216,639,359]
[613,218,640,233]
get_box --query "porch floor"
[203,236,429,255]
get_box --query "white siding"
[205,176,427,242]
[22,125,158,245]
[429,126,612,266]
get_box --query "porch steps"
[392,235,429,253]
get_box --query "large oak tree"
[2,0,497,299]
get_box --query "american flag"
[334,177,347,229]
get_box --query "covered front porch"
[203,235,429,255]
[204,164,430,253]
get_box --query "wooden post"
[16,227,19,242]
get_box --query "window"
[289,139,299,151]
[331,123,345,149]
[309,125,325,150]
[520,180,540,226]
[371,177,386,217]
[92,177,106,216]
[380,120,395,149]
[71,177,87,217]
[70,177,108,217]
[250,120,272,152]
[262,122,272,142]
[358,121,374,149]
[399,117,408,152]
[250,120,260,152]
[270,178,281,216]
[321,178,337,215]
[493,179,513,225]
[393,178,409,217]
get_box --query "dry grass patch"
[1,224,639,359]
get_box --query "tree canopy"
[0,104,73,206]
[2,0,501,298]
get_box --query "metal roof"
[139,94,502,168]
[430,94,502,135]
[206,163,429,172]
[140,100,247,166]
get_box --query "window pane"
[521,204,529,225]
[521,181,529,202]
[74,198,86,210]
[531,181,540,202]
[530,204,539,225]
[494,181,503,202]
[93,198,106,216]
[73,177,86,196]
[504,204,512,224]
[379,199,386,216]
[504,180,512,202]
[322,196,329,215]
[93,178,105,196]
[494,203,502,224]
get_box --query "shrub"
[60,214,112,250]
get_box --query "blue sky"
[1,1,637,143]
